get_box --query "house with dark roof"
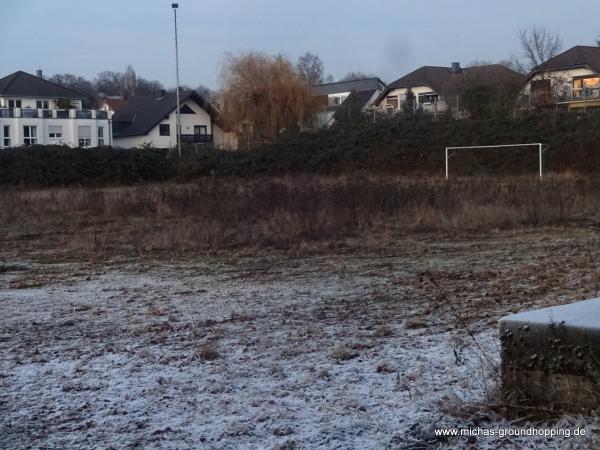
[312,77,386,127]
[0,70,111,147]
[375,62,524,115]
[524,45,600,110]
[112,90,237,150]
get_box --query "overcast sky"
[1,1,598,89]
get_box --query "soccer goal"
[444,143,546,179]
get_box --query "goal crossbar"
[445,143,544,179]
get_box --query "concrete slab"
[499,298,600,412]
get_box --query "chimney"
[36,68,43,78]
[450,62,461,73]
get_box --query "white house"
[0,70,112,148]
[312,78,386,127]
[375,63,524,115]
[112,90,238,150]
[523,45,600,111]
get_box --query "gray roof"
[113,90,219,137]
[528,45,600,80]
[0,71,84,99]
[376,64,524,103]
[333,88,379,121]
[313,77,386,96]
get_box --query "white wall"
[378,85,449,112]
[328,92,351,106]
[0,97,82,110]
[113,98,238,150]
[0,117,111,147]
[523,68,597,96]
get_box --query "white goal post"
[444,143,545,179]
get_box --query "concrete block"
[499,298,600,412]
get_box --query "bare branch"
[516,26,563,75]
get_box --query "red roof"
[101,98,127,113]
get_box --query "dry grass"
[1,174,600,258]
[197,343,220,361]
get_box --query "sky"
[1,1,598,89]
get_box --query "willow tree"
[219,52,315,145]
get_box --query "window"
[194,125,207,135]
[48,126,62,139]
[36,100,49,109]
[386,96,399,109]
[180,104,196,114]
[418,93,438,104]
[159,124,170,136]
[328,95,345,106]
[23,126,37,146]
[8,99,22,108]
[583,77,600,88]
[3,125,9,147]
[78,126,92,147]
[97,126,104,146]
[573,76,600,99]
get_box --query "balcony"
[20,109,39,118]
[180,134,213,144]
[75,110,92,119]
[531,87,600,105]
[569,88,600,100]
[0,108,111,120]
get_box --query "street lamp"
[172,3,181,158]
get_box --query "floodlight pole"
[172,3,181,158]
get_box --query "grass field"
[2,176,600,449]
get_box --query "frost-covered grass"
[1,230,600,449]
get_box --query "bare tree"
[516,26,563,75]
[296,52,325,85]
[219,52,315,144]
[137,78,165,96]
[95,67,164,98]
[466,59,493,67]
[48,73,98,107]
[339,71,373,82]
[196,85,215,102]
[95,71,127,97]
[122,65,137,98]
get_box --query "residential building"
[112,89,237,150]
[313,78,386,127]
[99,96,126,115]
[376,63,524,115]
[0,70,111,148]
[523,45,600,111]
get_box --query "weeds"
[2,174,600,256]
[198,343,220,361]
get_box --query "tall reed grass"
[1,174,598,254]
